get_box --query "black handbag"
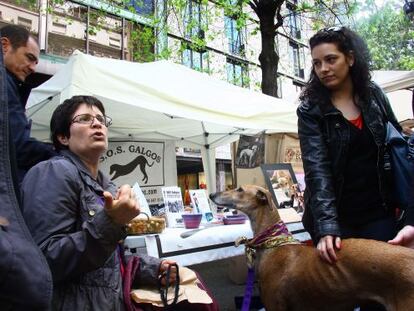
[377,93,414,225]
[384,122,414,211]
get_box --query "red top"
[349,114,363,129]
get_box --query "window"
[286,4,301,39]
[127,0,154,16]
[226,59,248,88]
[184,1,204,39]
[109,36,121,48]
[17,16,32,29]
[52,21,67,34]
[224,16,245,56]
[182,47,208,71]
[289,41,304,79]
[277,76,283,98]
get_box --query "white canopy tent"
[373,70,414,121]
[27,51,298,192]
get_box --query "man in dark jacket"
[1,24,56,183]
[0,32,52,310]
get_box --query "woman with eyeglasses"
[20,96,218,311]
[297,27,407,310]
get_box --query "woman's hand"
[159,260,178,286]
[104,185,140,225]
[317,235,341,264]
[388,225,414,249]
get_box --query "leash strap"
[241,267,255,311]
[158,263,180,309]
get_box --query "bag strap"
[158,263,180,309]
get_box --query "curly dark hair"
[50,95,106,151]
[300,27,372,105]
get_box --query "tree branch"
[317,0,343,25]
[274,5,283,30]
[248,0,259,15]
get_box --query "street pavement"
[190,257,263,311]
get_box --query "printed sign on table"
[162,186,185,227]
[132,182,151,216]
[189,189,213,222]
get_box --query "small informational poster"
[132,182,152,217]
[189,189,213,222]
[162,186,184,227]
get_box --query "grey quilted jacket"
[21,150,161,311]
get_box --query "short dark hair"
[300,27,372,105]
[50,96,106,151]
[0,24,36,49]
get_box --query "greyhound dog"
[110,155,154,183]
[210,185,414,311]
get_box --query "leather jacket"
[6,70,56,183]
[297,83,401,241]
[0,44,52,310]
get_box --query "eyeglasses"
[320,26,343,33]
[71,113,112,127]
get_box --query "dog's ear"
[256,189,268,205]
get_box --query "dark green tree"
[355,0,414,70]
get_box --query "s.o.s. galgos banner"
[100,140,177,205]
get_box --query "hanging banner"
[235,131,265,169]
[100,140,177,205]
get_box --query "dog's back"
[259,239,414,310]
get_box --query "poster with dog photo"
[236,132,265,169]
[189,189,214,223]
[261,163,303,213]
[162,186,185,227]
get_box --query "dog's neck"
[250,199,281,235]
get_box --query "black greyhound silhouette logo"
[110,155,154,184]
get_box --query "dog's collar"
[236,221,300,268]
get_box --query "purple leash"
[241,267,255,311]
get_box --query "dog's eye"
[236,187,243,192]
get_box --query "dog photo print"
[236,131,265,169]
[261,163,303,213]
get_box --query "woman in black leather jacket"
[297,27,402,268]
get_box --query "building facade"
[0,0,312,191]
[0,0,312,99]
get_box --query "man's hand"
[317,235,341,264]
[104,185,140,226]
[388,225,414,249]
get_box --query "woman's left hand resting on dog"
[317,235,341,264]
[388,225,414,249]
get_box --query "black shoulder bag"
[376,91,414,226]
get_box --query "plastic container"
[182,213,203,229]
